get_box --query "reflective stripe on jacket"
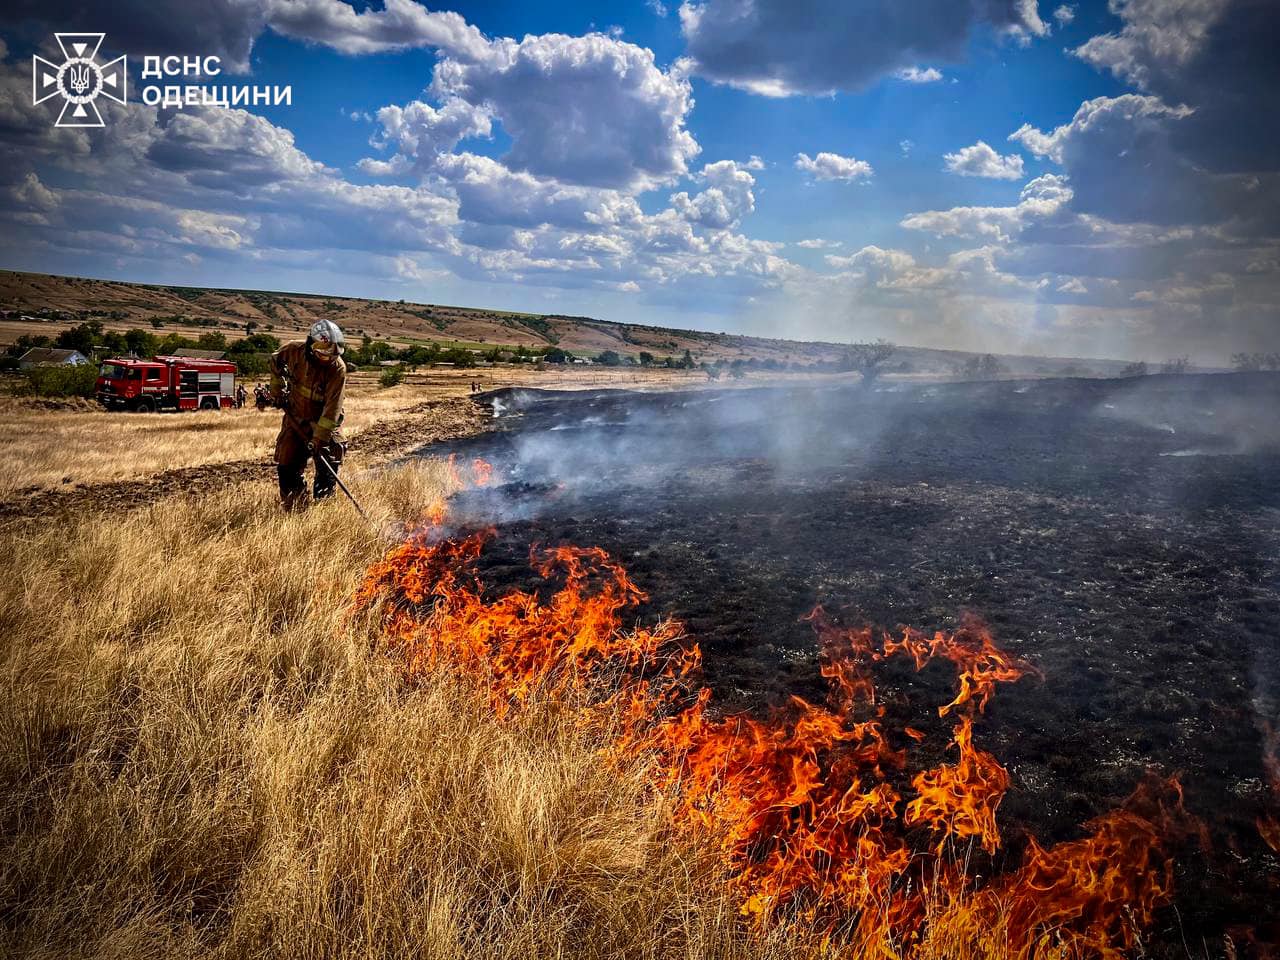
[269,341,346,443]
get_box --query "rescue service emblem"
[32,33,127,128]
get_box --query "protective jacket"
[269,341,346,449]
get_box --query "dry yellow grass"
[0,382,398,497]
[0,462,835,960]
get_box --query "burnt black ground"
[421,372,1280,954]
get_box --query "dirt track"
[0,398,487,525]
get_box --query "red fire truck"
[96,356,238,412]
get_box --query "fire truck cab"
[96,356,237,412]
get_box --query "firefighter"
[268,320,347,511]
[235,384,247,408]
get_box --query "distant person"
[267,320,347,512]
[235,383,247,408]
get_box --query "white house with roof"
[17,347,89,369]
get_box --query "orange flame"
[355,530,1201,956]
[355,529,690,718]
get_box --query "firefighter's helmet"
[307,319,345,362]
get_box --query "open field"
[4,371,1277,957]
[0,364,781,511]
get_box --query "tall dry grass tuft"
[0,463,823,960]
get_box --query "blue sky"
[1,0,1277,363]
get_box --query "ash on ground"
[423,372,1280,951]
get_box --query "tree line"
[2,321,284,397]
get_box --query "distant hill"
[0,270,1139,376]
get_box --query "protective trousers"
[275,419,345,511]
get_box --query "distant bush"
[378,365,405,388]
[24,363,98,398]
[1232,352,1280,372]
[438,348,477,369]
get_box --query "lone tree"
[963,353,1006,380]
[841,339,897,385]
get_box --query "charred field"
[424,372,1280,951]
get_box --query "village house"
[17,347,89,369]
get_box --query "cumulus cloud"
[896,66,944,83]
[2,0,271,73]
[1002,94,1278,229]
[414,32,699,191]
[795,238,842,249]
[670,160,757,229]
[944,141,1026,179]
[1070,0,1278,173]
[144,108,328,190]
[901,174,1073,241]
[1072,0,1225,89]
[1053,4,1076,25]
[795,152,873,183]
[0,1,803,306]
[2,0,493,72]
[265,0,493,60]
[2,42,806,313]
[819,243,1033,300]
[1009,94,1192,165]
[12,172,58,211]
[359,98,493,176]
[740,1,1279,357]
[825,244,918,276]
[677,0,1046,96]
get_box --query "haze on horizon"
[0,0,1276,366]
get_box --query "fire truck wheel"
[200,397,218,411]
[132,396,156,413]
